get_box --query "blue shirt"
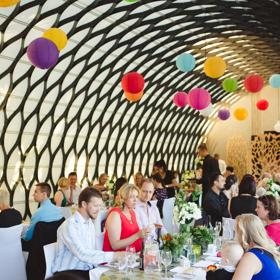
[249,248,280,280]
[24,199,63,241]
[52,211,114,272]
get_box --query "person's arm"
[166,178,180,188]
[54,191,63,206]
[105,211,147,251]
[23,210,40,241]
[228,198,232,218]
[232,252,262,280]
[61,221,114,264]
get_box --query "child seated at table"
[206,241,244,280]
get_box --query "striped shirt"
[52,211,114,273]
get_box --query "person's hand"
[113,251,126,262]
[138,227,151,238]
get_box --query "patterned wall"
[0,0,280,217]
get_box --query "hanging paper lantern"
[173,91,188,108]
[43,28,68,51]
[244,74,264,93]
[200,103,213,117]
[218,109,230,120]
[0,0,20,7]
[124,91,143,102]
[234,108,248,121]
[222,78,238,92]
[269,74,280,88]
[204,56,226,78]
[27,38,59,69]
[256,99,269,111]
[187,88,211,110]
[176,53,196,72]
[121,72,144,94]
[274,120,280,133]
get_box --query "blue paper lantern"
[176,53,196,72]
[269,74,280,88]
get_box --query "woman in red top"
[103,184,149,252]
[256,195,280,246]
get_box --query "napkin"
[89,267,110,280]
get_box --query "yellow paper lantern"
[234,107,248,121]
[43,28,68,51]
[0,0,20,7]
[204,56,226,78]
[124,91,143,102]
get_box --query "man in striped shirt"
[52,187,124,280]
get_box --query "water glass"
[214,221,222,237]
[188,251,196,265]
[161,250,172,279]
[126,246,136,273]
[117,254,128,271]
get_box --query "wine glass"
[126,246,136,273]
[214,221,222,237]
[161,250,172,279]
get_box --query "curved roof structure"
[0,0,279,216]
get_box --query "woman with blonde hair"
[233,214,280,280]
[103,183,150,252]
[54,177,71,207]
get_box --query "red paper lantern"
[121,72,144,94]
[244,74,264,93]
[124,91,143,102]
[173,92,188,108]
[256,99,269,111]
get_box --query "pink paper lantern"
[173,91,188,108]
[187,88,211,110]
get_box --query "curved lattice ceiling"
[0,0,280,217]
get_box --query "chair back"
[60,206,72,219]
[26,218,65,280]
[94,210,108,235]
[222,217,236,240]
[0,224,27,280]
[43,242,56,279]
[162,197,176,234]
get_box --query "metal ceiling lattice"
[0,0,280,217]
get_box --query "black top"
[199,154,221,195]
[162,170,175,198]
[230,195,257,219]
[0,208,22,228]
[204,189,230,226]
[206,269,234,280]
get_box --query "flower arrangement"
[266,179,280,198]
[195,156,204,169]
[173,189,202,228]
[190,226,213,249]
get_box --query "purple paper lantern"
[187,88,211,110]
[218,109,230,120]
[173,91,188,108]
[27,38,59,69]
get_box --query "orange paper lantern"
[124,91,143,102]
[0,0,20,7]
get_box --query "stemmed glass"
[214,221,222,237]
[161,250,172,279]
[126,246,136,273]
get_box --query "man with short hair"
[135,179,166,241]
[68,172,81,204]
[52,187,125,280]
[204,173,230,227]
[23,182,63,241]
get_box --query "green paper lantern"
[222,78,238,92]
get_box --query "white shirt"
[52,211,113,273]
[218,159,227,174]
[135,201,166,240]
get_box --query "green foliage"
[190,226,213,247]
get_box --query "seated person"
[224,166,235,178]
[135,179,166,241]
[229,174,257,219]
[113,177,127,207]
[204,173,229,227]
[67,172,81,205]
[23,182,63,241]
[103,184,149,252]
[93,173,108,192]
[52,188,124,280]
[256,195,280,246]
[223,175,238,200]
[207,241,244,280]
[133,172,144,189]
[233,214,280,280]
[0,188,22,227]
[151,173,168,218]
[54,177,72,207]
